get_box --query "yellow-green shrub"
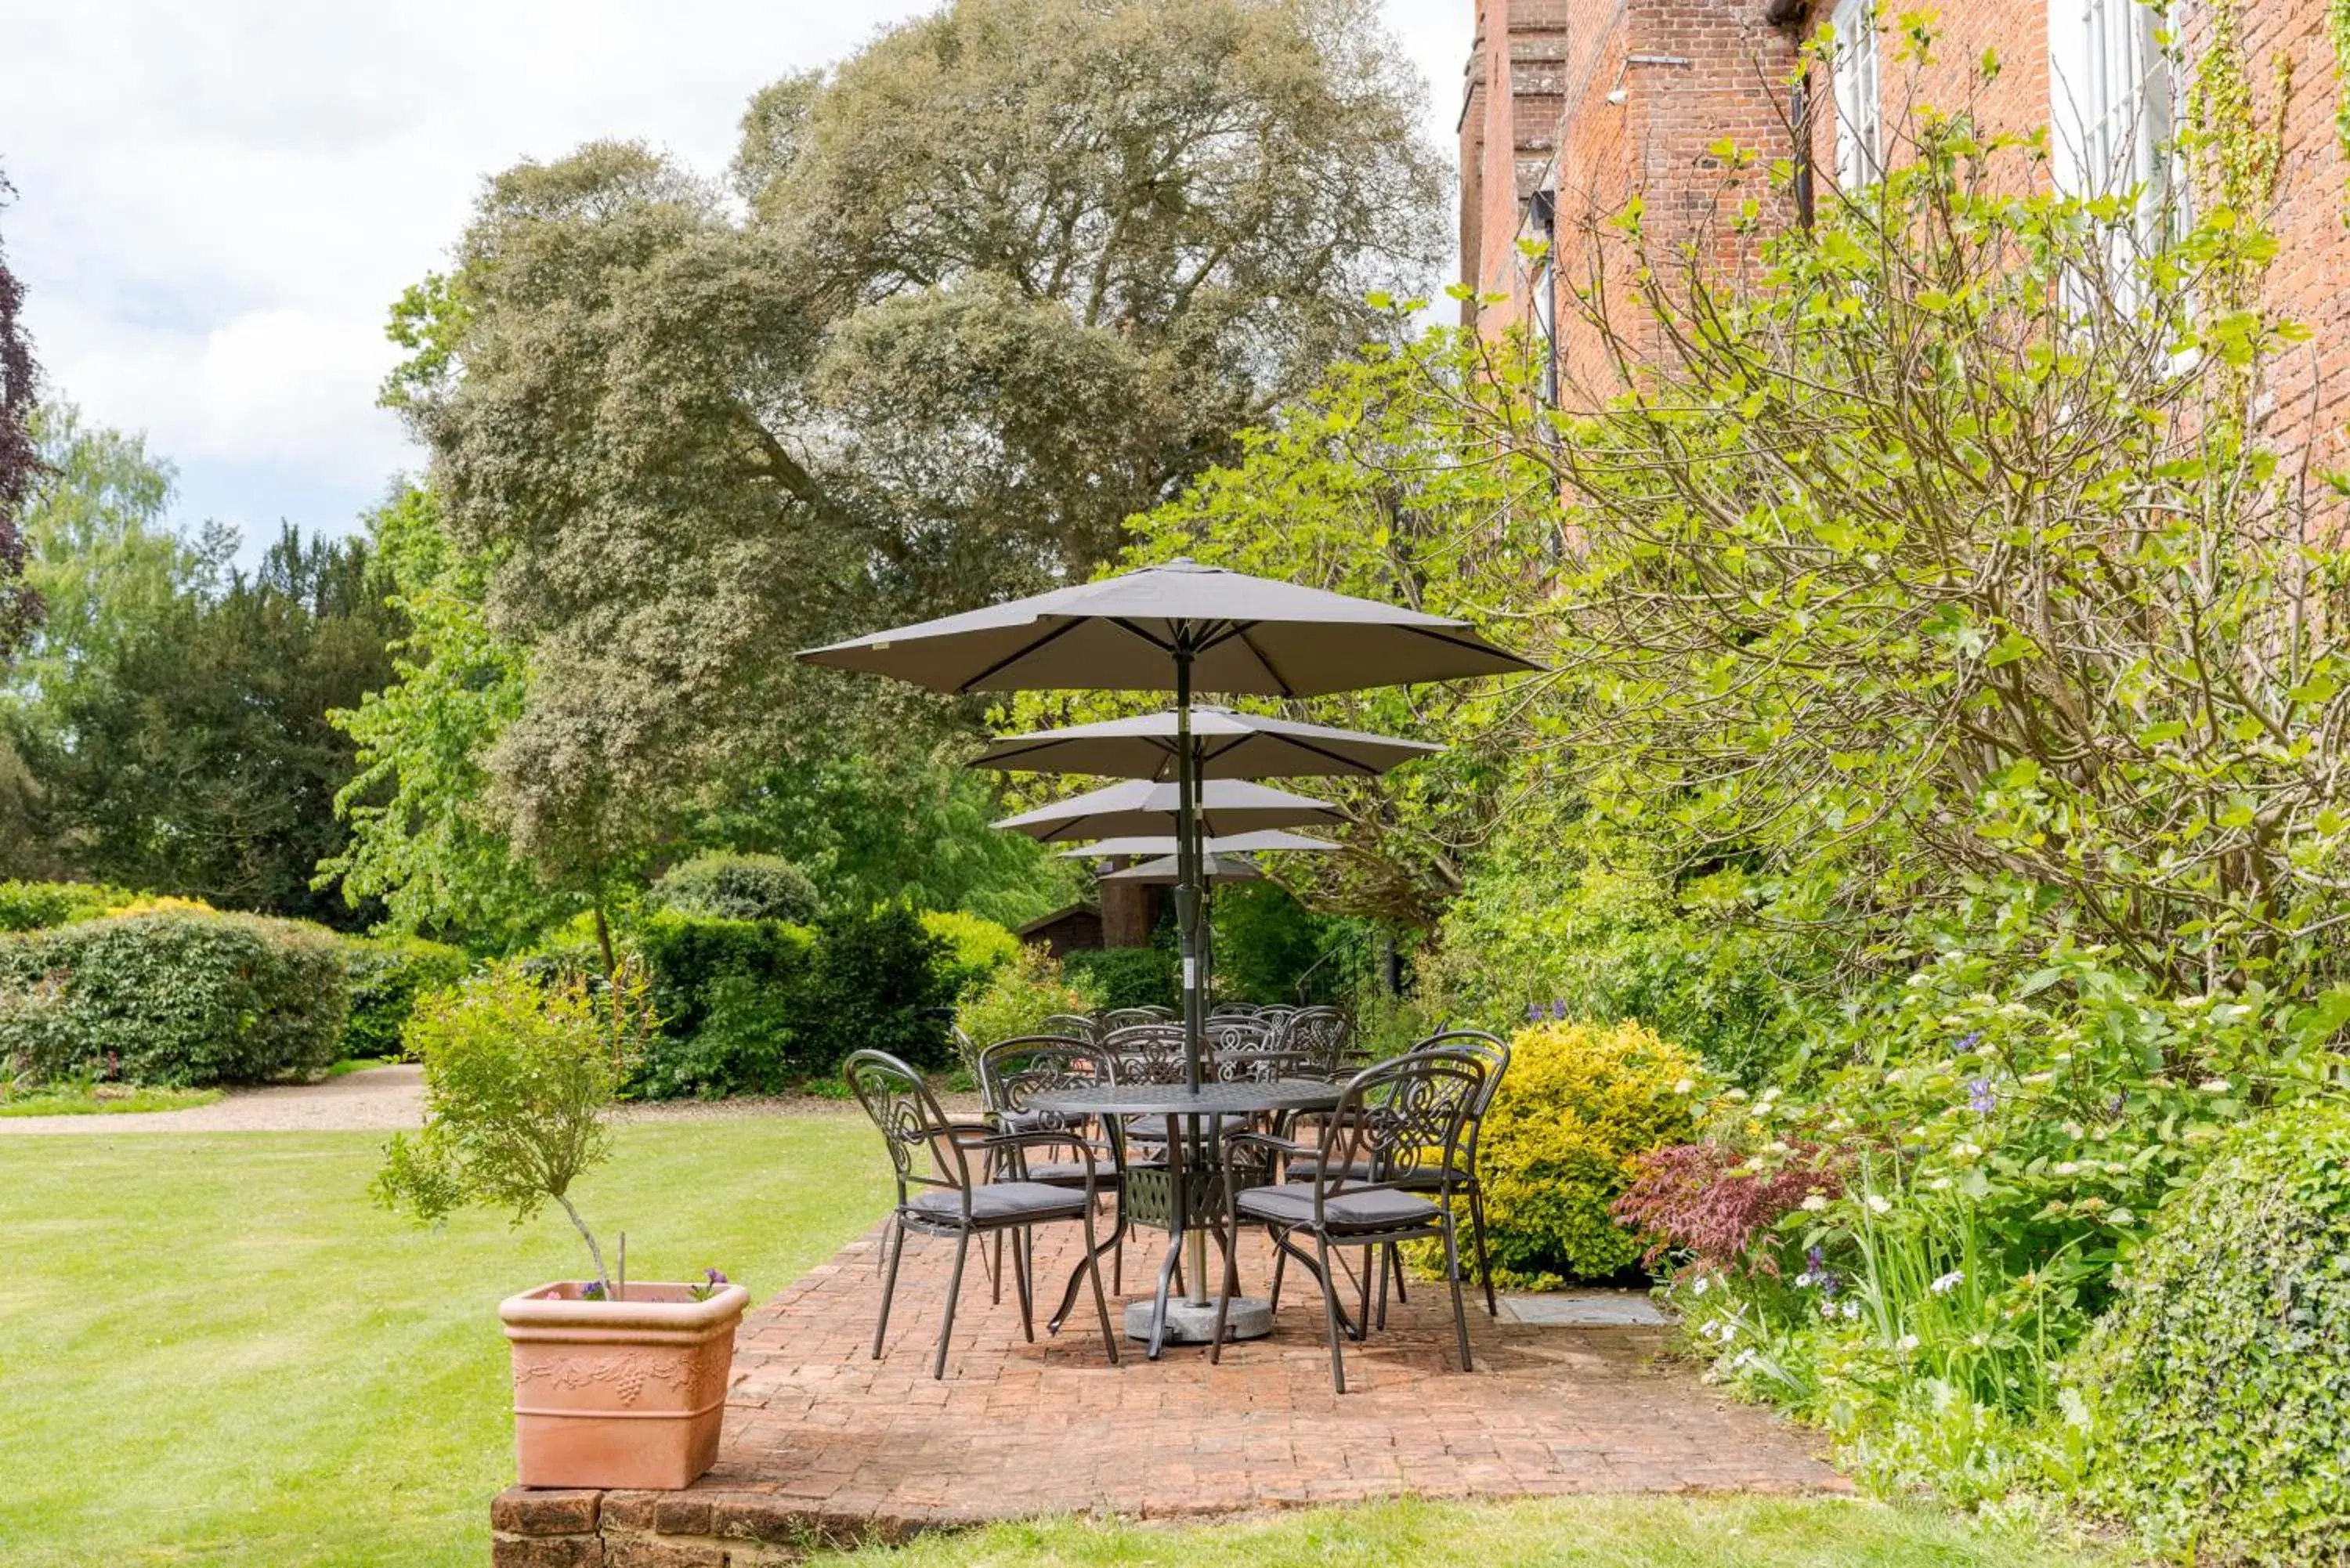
[955,944,1099,1057]
[1466,1018,1702,1288]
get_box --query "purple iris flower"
[1966,1076,1998,1116]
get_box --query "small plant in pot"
[374,958,750,1490]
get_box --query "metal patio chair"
[845,1050,1120,1379]
[1211,1048,1488,1393]
[977,1035,1129,1295]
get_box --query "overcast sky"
[0,2,1466,556]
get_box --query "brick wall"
[1461,0,2350,490]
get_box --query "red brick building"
[1459,0,2350,482]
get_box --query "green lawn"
[0,1121,891,1566]
[0,1124,2112,1568]
[0,1086,222,1116]
[813,1498,2114,1567]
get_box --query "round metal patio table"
[1026,1078,1342,1359]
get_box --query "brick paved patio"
[492,1221,1845,1564]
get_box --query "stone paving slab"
[493,1219,1844,1563]
[1499,1290,1672,1328]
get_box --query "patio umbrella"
[992,778,1342,843]
[1098,851,1261,883]
[971,705,1441,780]
[800,558,1536,1090]
[1057,829,1339,858]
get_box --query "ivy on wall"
[2329,0,2350,215]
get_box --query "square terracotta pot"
[499,1279,751,1490]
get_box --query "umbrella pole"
[1173,652,1203,1093]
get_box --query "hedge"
[1061,945,1177,1011]
[2071,1099,2350,1564]
[0,910,348,1086]
[919,909,1021,1000]
[631,905,953,1098]
[339,935,470,1060]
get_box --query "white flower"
[1842,1299,1861,1320]
[1673,1078,1696,1096]
[1692,1274,1712,1296]
[1866,1194,1893,1215]
[2053,1162,2079,1176]
[1930,1270,1965,1295]
[1896,1333,1920,1352]
[1800,1194,1829,1212]
[1929,1176,1954,1191]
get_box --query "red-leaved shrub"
[1611,1140,1842,1276]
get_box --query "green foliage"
[0,879,135,932]
[374,960,652,1294]
[649,851,819,923]
[920,909,1021,1001]
[634,912,815,1097]
[2070,1100,2350,1563]
[320,485,574,950]
[1061,945,1177,1012]
[1462,1019,1702,1288]
[954,942,1100,1050]
[0,910,347,1086]
[337,934,468,1060]
[1209,881,1345,1005]
[797,905,956,1070]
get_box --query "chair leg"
[1207,1215,1246,1364]
[1081,1211,1120,1366]
[1468,1184,1498,1317]
[1390,1241,1408,1304]
[1315,1234,1348,1394]
[1012,1227,1036,1342]
[1441,1217,1473,1374]
[989,1230,1003,1305]
[1268,1246,1288,1313]
[871,1215,906,1360]
[934,1228,972,1380]
[1374,1242,1390,1331]
[1358,1244,1376,1338]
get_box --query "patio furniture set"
[844,1010,1513,1393]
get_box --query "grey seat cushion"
[1292,1158,1464,1190]
[1235,1181,1441,1232]
[1020,1156,1122,1186]
[909,1181,1089,1224]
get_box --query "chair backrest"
[1411,1028,1512,1115]
[1100,1006,1166,1034]
[1280,1005,1350,1068]
[1102,1021,1192,1086]
[978,1036,1114,1128]
[844,1050,971,1205]
[1310,1049,1488,1195]
[1211,1001,1262,1017]
[1037,1012,1100,1043]
[1205,1014,1277,1055]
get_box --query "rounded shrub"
[1468,1017,1702,1288]
[956,943,1099,1054]
[649,852,819,924]
[0,910,348,1086]
[2070,1100,2350,1565]
[339,935,469,1060]
[919,909,1022,1000]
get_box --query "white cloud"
[0,1,1465,544]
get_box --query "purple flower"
[703,1267,729,1287]
[1549,999,1570,1021]
[580,1281,606,1301]
[1955,1031,1984,1052]
[1525,1003,1543,1022]
[1798,1248,1840,1298]
[1966,1076,1998,1116]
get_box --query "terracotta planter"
[499,1280,752,1490]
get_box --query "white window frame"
[2050,0,2175,209]
[1831,0,1882,189]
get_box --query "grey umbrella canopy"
[798,558,1536,698]
[801,558,1535,1096]
[993,778,1342,843]
[1058,829,1339,858]
[1101,851,1262,884]
[973,705,1441,781]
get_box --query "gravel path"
[0,1064,925,1136]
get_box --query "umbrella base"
[1127,1296,1273,1344]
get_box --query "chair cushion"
[1292,1158,1460,1190]
[1235,1181,1441,1232]
[910,1181,1089,1223]
[1019,1156,1122,1186]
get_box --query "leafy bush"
[956,943,1100,1051]
[375,960,654,1295]
[649,852,819,924]
[0,910,348,1086]
[338,935,468,1060]
[1464,1018,1701,1288]
[1061,945,1177,1011]
[2070,1101,2350,1563]
[797,905,956,1069]
[920,909,1021,1001]
[1209,880,1344,1005]
[0,880,137,932]
[634,912,815,1097]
